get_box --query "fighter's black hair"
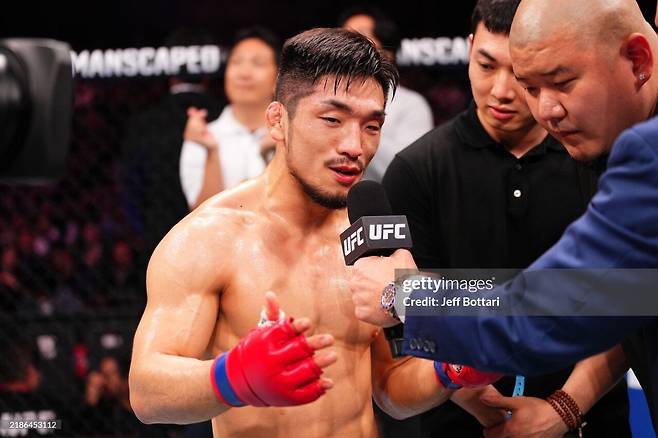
[274,28,399,116]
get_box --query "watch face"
[381,283,396,310]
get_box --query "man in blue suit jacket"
[349,0,658,433]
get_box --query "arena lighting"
[0,38,73,183]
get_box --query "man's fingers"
[483,422,507,438]
[481,394,518,411]
[319,377,334,390]
[264,291,280,321]
[305,334,335,351]
[291,317,312,334]
[186,107,207,119]
[313,351,338,369]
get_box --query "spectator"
[179,26,281,209]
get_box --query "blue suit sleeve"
[403,121,658,375]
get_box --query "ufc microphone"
[342,180,411,357]
[341,180,412,265]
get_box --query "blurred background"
[1,1,657,436]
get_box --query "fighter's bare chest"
[218,239,375,343]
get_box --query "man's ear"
[266,101,286,142]
[623,33,654,88]
[468,33,474,55]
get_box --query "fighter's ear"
[266,101,286,142]
[623,33,653,89]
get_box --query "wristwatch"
[381,281,405,357]
[381,282,400,321]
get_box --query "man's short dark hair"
[229,26,281,67]
[471,0,522,35]
[274,28,399,117]
[337,5,401,53]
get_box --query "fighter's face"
[225,38,278,106]
[284,77,385,209]
[511,34,638,161]
[469,23,538,141]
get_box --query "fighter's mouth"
[329,165,361,176]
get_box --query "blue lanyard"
[513,375,525,397]
[505,375,525,420]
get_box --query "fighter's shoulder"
[158,184,261,256]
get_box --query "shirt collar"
[456,101,565,156]
[218,105,267,139]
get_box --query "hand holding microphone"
[345,181,505,384]
[343,181,417,354]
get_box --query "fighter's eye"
[479,62,494,71]
[366,124,381,132]
[320,116,340,125]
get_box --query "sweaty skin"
[195,180,382,437]
[131,77,503,437]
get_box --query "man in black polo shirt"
[381,0,629,436]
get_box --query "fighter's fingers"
[264,291,280,321]
[313,350,338,369]
[287,378,333,405]
[319,377,334,390]
[291,317,312,334]
[305,334,335,352]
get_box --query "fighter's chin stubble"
[289,167,347,210]
[284,129,347,210]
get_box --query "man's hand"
[451,385,508,428]
[184,107,218,151]
[210,292,337,407]
[349,249,417,327]
[481,393,568,438]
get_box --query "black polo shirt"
[382,103,629,437]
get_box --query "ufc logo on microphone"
[368,223,406,240]
[343,226,364,256]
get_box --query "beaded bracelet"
[546,389,587,437]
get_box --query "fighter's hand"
[349,249,416,327]
[435,362,504,389]
[481,394,568,438]
[259,291,285,327]
[184,107,218,151]
[210,303,337,407]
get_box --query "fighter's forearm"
[129,353,229,425]
[372,356,453,419]
[561,344,628,414]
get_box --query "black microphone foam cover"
[346,180,393,224]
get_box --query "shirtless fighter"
[129,28,502,437]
